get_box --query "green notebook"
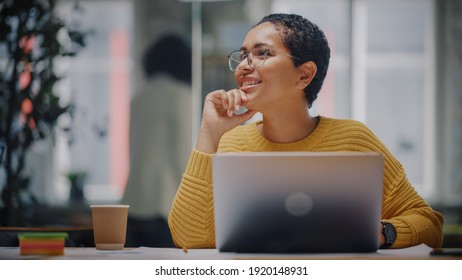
[18,232,68,240]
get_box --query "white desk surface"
[0,244,454,260]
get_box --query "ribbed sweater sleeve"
[168,150,216,248]
[168,116,443,249]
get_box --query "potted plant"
[0,0,87,226]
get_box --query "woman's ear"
[297,61,317,90]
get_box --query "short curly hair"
[256,14,330,108]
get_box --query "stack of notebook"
[18,232,68,256]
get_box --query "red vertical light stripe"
[319,69,335,117]
[318,30,335,117]
[109,30,130,195]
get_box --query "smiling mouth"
[242,80,261,86]
[241,80,262,91]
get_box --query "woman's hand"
[195,89,257,154]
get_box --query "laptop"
[212,152,384,253]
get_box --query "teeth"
[243,80,260,86]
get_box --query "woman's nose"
[237,58,253,72]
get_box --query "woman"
[168,13,443,249]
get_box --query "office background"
[1,0,461,241]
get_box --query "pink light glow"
[109,30,130,195]
[317,29,335,117]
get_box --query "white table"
[0,244,452,260]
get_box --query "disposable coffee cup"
[90,205,129,250]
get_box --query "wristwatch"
[380,221,397,249]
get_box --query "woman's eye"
[256,49,269,57]
[240,52,249,60]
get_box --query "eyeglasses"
[227,46,301,72]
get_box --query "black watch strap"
[380,221,397,249]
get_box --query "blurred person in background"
[122,34,192,247]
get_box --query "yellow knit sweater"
[168,116,444,249]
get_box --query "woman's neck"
[258,109,318,143]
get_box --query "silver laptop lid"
[212,152,384,253]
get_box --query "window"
[272,0,436,201]
[54,0,134,203]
